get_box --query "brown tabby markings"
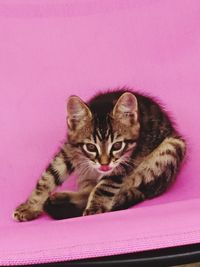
[84,137,185,214]
[13,89,186,221]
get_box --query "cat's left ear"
[112,92,138,125]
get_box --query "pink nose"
[99,165,111,172]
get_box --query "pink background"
[1,0,200,265]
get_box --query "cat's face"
[67,93,140,175]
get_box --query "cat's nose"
[99,165,111,172]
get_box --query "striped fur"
[13,89,186,221]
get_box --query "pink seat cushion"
[1,0,200,265]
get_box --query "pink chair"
[1,1,200,266]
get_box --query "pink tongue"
[99,165,111,172]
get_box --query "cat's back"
[88,89,171,122]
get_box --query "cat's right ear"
[67,96,92,130]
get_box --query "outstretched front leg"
[13,145,74,221]
[113,136,186,211]
[83,175,123,216]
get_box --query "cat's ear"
[112,92,138,125]
[67,96,92,130]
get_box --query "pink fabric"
[0,0,200,265]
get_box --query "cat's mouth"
[91,162,116,174]
[99,165,111,172]
[96,164,114,174]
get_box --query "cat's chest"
[76,169,102,183]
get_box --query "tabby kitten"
[13,89,186,221]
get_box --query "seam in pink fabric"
[1,228,200,256]
[0,0,156,18]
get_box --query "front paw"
[13,202,42,222]
[83,206,106,216]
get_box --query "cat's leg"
[83,136,186,215]
[13,146,74,221]
[44,191,90,219]
[44,176,97,219]
[83,175,123,215]
[113,136,186,210]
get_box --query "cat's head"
[66,92,140,175]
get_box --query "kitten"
[13,89,186,221]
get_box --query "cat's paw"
[13,202,42,222]
[83,206,106,216]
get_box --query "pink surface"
[1,0,200,265]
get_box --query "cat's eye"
[112,141,123,151]
[85,143,97,152]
